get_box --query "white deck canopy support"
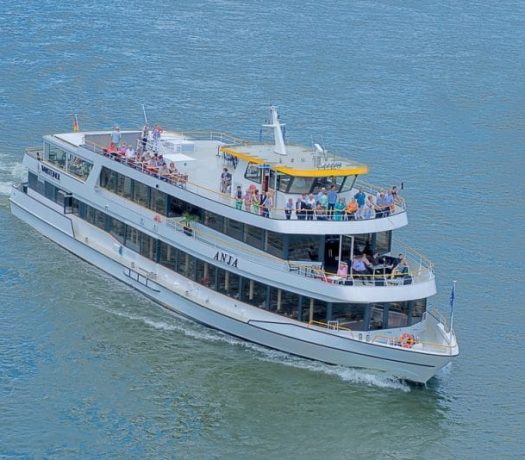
[262,106,287,156]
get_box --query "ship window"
[244,162,261,183]
[410,298,426,325]
[116,174,133,200]
[44,181,57,202]
[140,233,156,261]
[45,144,67,167]
[225,218,244,241]
[300,297,326,323]
[280,290,300,319]
[341,175,357,192]
[203,210,224,233]
[277,174,292,192]
[150,189,167,215]
[66,153,92,180]
[196,259,215,287]
[386,302,409,328]
[159,242,178,271]
[288,177,314,194]
[28,172,38,190]
[133,181,150,207]
[177,251,195,279]
[217,269,240,297]
[124,226,141,252]
[245,225,264,250]
[266,231,284,258]
[167,195,185,218]
[375,231,392,255]
[369,304,385,330]
[288,235,320,261]
[332,303,366,330]
[109,217,126,244]
[241,279,267,308]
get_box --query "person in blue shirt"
[327,185,338,219]
[354,189,366,218]
[111,126,121,147]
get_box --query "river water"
[1,0,524,458]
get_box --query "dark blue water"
[1,0,524,457]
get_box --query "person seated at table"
[125,145,135,159]
[106,143,117,154]
[156,154,166,167]
[345,198,358,220]
[158,163,169,175]
[168,161,178,174]
[118,143,127,155]
[391,258,409,279]
[351,254,372,277]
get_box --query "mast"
[262,106,287,155]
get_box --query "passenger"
[285,197,294,220]
[306,194,316,220]
[390,185,401,205]
[152,124,162,151]
[314,203,327,220]
[318,190,329,210]
[158,163,169,177]
[260,191,269,218]
[316,187,326,205]
[111,126,121,147]
[168,162,178,174]
[351,254,372,277]
[354,189,366,218]
[364,195,375,219]
[234,185,243,210]
[391,258,409,279]
[381,189,393,216]
[345,198,358,220]
[252,189,260,215]
[327,185,338,219]
[243,189,253,212]
[375,191,389,218]
[220,168,230,193]
[308,245,318,261]
[125,145,135,159]
[296,194,306,220]
[118,143,127,155]
[334,198,345,221]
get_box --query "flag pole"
[449,280,457,333]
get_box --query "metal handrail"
[81,138,407,221]
[370,333,455,352]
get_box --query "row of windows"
[44,142,93,180]
[243,161,357,195]
[28,172,69,207]
[99,167,392,262]
[72,198,426,331]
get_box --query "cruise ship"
[9,107,459,383]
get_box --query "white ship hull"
[10,186,457,384]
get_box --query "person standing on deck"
[327,185,338,219]
[111,126,121,147]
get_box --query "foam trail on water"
[0,161,26,196]
[98,304,410,391]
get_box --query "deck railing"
[81,138,407,222]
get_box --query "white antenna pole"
[142,104,148,125]
[262,106,287,155]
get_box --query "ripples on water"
[1,0,524,457]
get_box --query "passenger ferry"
[9,107,458,383]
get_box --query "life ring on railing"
[399,332,415,348]
[153,214,162,223]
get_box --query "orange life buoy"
[400,332,415,348]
